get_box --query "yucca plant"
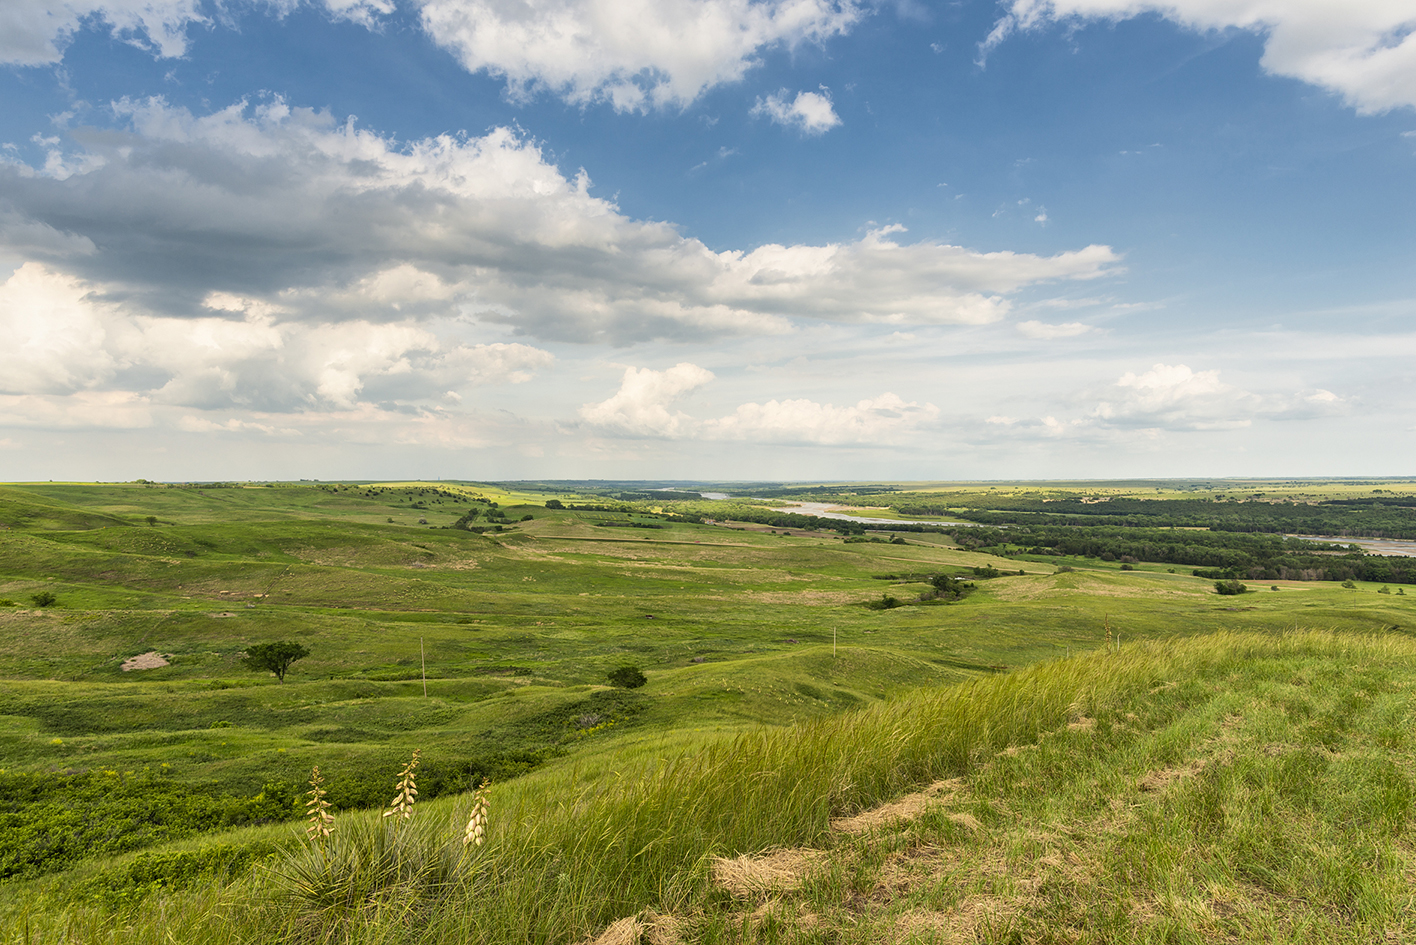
[383,750,420,823]
[304,766,335,847]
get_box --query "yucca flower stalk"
[304,765,335,844]
[383,749,421,821]
[463,778,490,848]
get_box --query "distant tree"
[544,499,564,510]
[1214,580,1247,596]
[607,665,647,689]
[145,516,158,527]
[30,591,57,607]
[242,641,310,683]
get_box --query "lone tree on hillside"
[242,641,310,683]
[607,665,647,689]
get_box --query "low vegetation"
[1,479,1414,943]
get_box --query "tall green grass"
[9,629,1408,944]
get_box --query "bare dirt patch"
[1138,760,1204,793]
[711,849,825,898]
[832,779,963,835]
[121,651,170,671]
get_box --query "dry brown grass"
[710,849,825,898]
[831,779,964,835]
[581,910,683,945]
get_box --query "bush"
[544,499,564,509]
[30,591,57,607]
[1214,580,1247,596]
[607,665,647,689]
[971,566,1001,578]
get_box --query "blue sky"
[1,0,1413,481]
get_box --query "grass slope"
[3,631,1413,943]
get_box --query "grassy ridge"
[4,630,1413,943]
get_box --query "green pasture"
[1,481,1414,943]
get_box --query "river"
[1294,536,1416,558]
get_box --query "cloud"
[703,392,939,444]
[0,0,395,67]
[1017,319,1094,339]
[579,362,938,444]
[751,86,841,133]
[984,0,1416,114]
[1089,363,1346,432]
[416,0,863,111]
[0,390,153,429]
[0,262,555,416]
[0,97,1121,346]
[579,363,715,436]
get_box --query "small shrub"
[1271,586,1280,591]
[30,591,57,607]
[1055,566,1075,573]
[1378,585,1391,595]
[971,566,1001,578]
[1342,580,1357,589]
[1214,580,1247,596]
[607,665,647,689]
[1120,563,1135,571]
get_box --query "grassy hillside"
[4,631,1415,943]
[1,482,1413,942]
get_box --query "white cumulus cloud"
[579,363,715,436]
[1088,362,1346,432]
[0,98,1121,346]
[417,0,863,110]
[0,0,395,66]
[703,392,939,444]
[0,263,554,418]
[579,363,938,444]
[751,86,842,133]
[1017,319,1094,339]
[984,0,1416,114]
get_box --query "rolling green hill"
[1,482,1413,943]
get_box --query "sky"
[0,0,1413,482]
